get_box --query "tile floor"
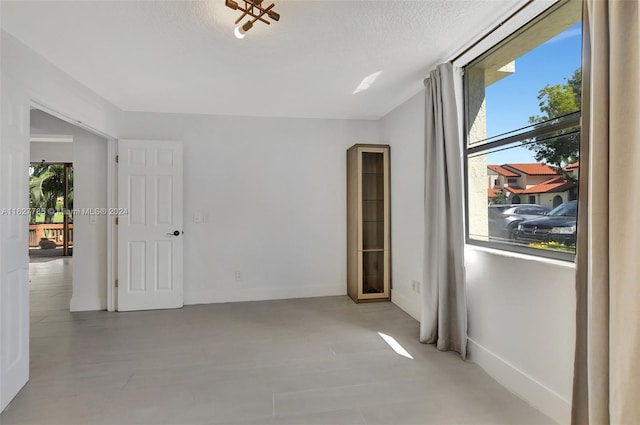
[1,259,555,424]
[28,256,73,312]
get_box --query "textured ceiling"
[1,1,522,120]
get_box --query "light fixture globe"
[234,26,246,39]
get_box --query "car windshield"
[547,202,577,217]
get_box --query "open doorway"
[29,119,76,314]
[28,161,74,312]
[29,108,109,314]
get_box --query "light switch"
[193,212,203,223]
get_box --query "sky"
[483,22,582,165]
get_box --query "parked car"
[488,204,550,239]
[513,200,577,245]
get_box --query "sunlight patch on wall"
[353,71,382,94]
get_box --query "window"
[464,0,582,260]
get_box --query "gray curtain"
[421,62,467,359]
[571,0,640,423]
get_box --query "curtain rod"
[450,0,535,64]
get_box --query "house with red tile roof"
[564,161,580,179]
[488,163,578,208]
[504,163,559,176]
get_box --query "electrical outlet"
[235,271,242,282]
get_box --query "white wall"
[465,247,575,424]
[120,112,380,304]
[378,92,576,425]
[379,92,424,320]
[30,110,109,311]
[29,141,73,162]
[540,192,568,209]
[1,31,121,137]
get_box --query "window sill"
[465,243,577,269]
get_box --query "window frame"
[462,2,581,263]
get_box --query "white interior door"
[0,76,30,412]
[117,140,183,311]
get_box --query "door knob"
[167,230,181,236]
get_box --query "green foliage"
[566,68,581,105]
[526,68,581,171]
[29,164,73,224]
[531,85,578,121]
[489,189,508,205]
[34,212,65,224]
[529,241,576,253]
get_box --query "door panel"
[0,76,30,412]
[117,140,183,311]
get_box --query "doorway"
[29,106,110,316]
[28,160,74,312]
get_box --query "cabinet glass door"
[362,251,384,294]
[361,152,384,249]
[361,151,385,295]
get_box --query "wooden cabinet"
[347,144,390,302]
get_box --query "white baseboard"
[467,338,570,425]
[390,289,420,321]
[70,296,106,312]
[184,283,346,305]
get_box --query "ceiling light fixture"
[225,0,280,38]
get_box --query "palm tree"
[29,164,70,224]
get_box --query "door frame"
[29,100,118,312]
